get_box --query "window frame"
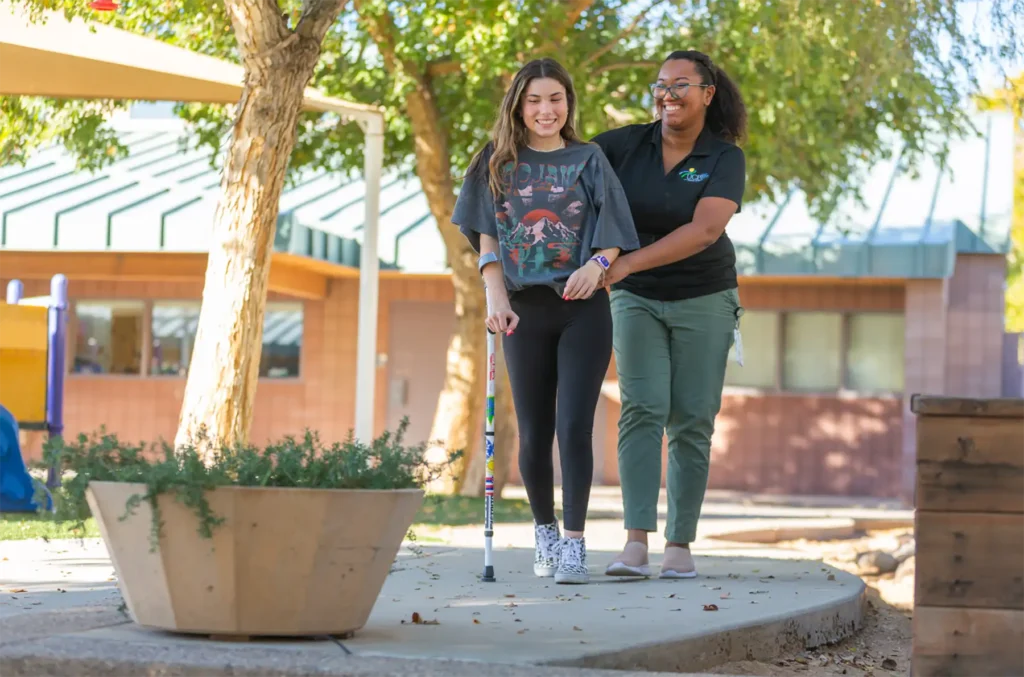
[148,300,202,378]
[722,309,905,398]
[843,311,907,396]
[723,309,782,391]
[258,301,305,381]
[68,298,305,382]
[68,299,147,378]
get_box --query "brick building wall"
[6,274,456,462]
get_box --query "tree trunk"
[461,335,517,498]
[394,85,486,495]
[353,1,488,493]
[174,0,339,456]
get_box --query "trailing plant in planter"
[45,419,458,549]
[43,420,462,637]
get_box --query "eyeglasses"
[649,83,711,99]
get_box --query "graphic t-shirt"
[452,141,640,297]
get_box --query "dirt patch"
[707,591,910,676]
[707,529,914,677]
[768,529,915,612]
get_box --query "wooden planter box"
[910,395,1024,677]
[86,481,424,638]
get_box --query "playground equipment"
[0,274,68,512]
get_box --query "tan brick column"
[902,278,949,503]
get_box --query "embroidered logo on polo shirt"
[679,167,709,183]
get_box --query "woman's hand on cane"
[486,302,519,336]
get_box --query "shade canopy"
[0,5,381,126]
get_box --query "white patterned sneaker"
[554,536,589,584]
[533,521,561,577]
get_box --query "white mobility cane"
[482,293,497,583]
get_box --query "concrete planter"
[86,481,424,638]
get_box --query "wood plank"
[915,512,1024,610]
[911,395,1024,419]
[915,416,1024,513]
[913,606,1024,677]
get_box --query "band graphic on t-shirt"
[496,159,588,276]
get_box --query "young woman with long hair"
[452,58,639,584]
[592,50,749,579]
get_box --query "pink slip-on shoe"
[659,545,697,579]
[604,541,651,577]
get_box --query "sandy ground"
[707,529,914,677]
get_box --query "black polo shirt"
[591,121,746,301]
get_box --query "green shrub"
[43,419,459,549]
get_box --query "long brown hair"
[470,58,583,198]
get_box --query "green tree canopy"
[6,0,1021,211]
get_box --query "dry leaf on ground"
[402,611,440,625]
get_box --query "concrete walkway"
[0,536,865,676]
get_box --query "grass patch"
[0,513,100,541]
[414,494,534,526]
[0,495,533,542]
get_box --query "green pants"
[611,287,739,544]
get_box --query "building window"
[148,301,303,378]
[151,302,200,376]
[260,303,303,378]
[72,301,144,375]
[846,313,905,393]
[725,311,779,388]
[782,312,843,391]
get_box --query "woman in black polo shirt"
[592,50,747,579]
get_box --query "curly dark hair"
[665,50,747,144]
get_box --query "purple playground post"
[6,280,24,304]
[45,274,68,489]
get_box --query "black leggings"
[502,285,612,532]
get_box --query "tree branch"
[351,0,405,75]
[603,103,637,125]
[593,60,660,75]
[296,0,347,45]
[536,0,597,55]
[580,0,669,69]
[562,0,595,30]
[224,0,292,60]
[426,59,463,78]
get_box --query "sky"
[955,0,1023,92]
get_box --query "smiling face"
[520,77,569,142]
[654,58,715,131]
